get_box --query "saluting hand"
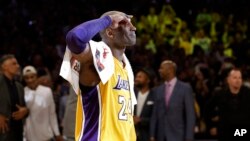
[109,14,132,29]
[12,104,29,120]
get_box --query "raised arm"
[66,16,112,54]
[65,14,129,86]
[66,14,128,55]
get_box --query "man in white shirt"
[22,65,62,141]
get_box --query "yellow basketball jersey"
[75,57,136,141]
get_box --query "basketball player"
[62,11,137,141]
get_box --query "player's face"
[227,70,242,89]
[113,16,136,47]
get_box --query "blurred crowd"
[1,0,250,140]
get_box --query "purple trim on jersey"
[80,86,100,141]
[66,16,112,54]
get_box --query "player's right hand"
[109,14,132,29]
[0,115,9,134]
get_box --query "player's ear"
[106,28,114,38]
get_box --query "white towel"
[123,54,137,107]
[89,40,115,84]
[59,46,80,94]
[59,40,137,112]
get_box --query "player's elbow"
[66,31,87,54]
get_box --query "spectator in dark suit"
[150,60,195,141]
[205,68,250,141]
[0,54,29,141]
[134,68,156,141]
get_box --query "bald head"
[101,11,126,18]
[159,60,177,81]
[162,60,177,73]
[99,11,124,37]
[99,11,133,41]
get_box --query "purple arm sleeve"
[66,15,112,54]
